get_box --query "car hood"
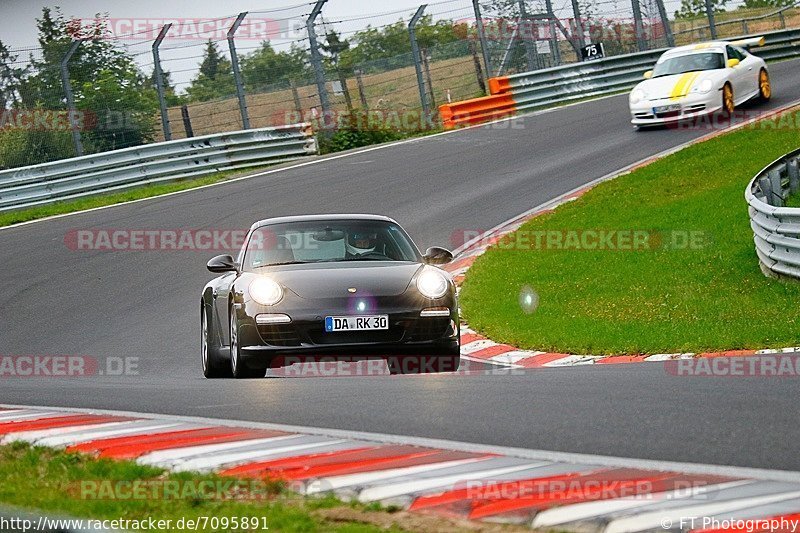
[257,262,425,299]
[636,70,720,100]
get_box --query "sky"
[0,0,447,89]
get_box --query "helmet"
[346,231,377,255]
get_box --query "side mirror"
[727,58,740,68]
[643,70,653,79]
[207,254,238,273]
[423,246,454,265]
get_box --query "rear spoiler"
[730,36,766,49]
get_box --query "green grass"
[0,442,411,533]
[460,123,800,355]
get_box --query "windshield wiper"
[254,260,319,268]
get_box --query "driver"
[346,231,380,257]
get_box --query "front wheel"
[722,83,735,116]
[758,69,771,102]
[230,307,265,379]
[202,306,231,379]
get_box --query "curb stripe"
[0,414,133,435]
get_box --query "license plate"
[653,104,681,114]
[325,315,389,332]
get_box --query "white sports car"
[629,37,771,127]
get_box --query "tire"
[202,305,231,379]
[229,306,265,379]
[721,83,735,116]
[758,69,771,102]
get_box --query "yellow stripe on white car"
[669,72,700,100]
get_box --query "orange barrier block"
[488,76,511,95]
[439,93,517,130]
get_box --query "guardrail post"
[471,0,493,83]
[779,10,786,28]
[409,5,432,126]
[152,24,172,141]
[307,0,331,129]
[60,39,83,157]
[769,170,784,206]
[631,0,647,51]
[654,0,675,47]
[228,12,250,130]
[789,159,799,194]
[704,0,718,40]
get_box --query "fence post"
[228,12,250,130]
[779,10,786,28]
[471,0,493,83]
[409,5,431,126]
[355,70,369,109]
[654,0,675,47]
[338,70,354,112]
[631,0,647,51]
[518,1,539,71]
[290,80,303,119]
[467,40,487,94]
[152,24,172,141]
[704,0,718,39]
[421,48,436,109]
[180,104,194,138]
[545,0,561,66]
[307,0,331,128]
[60,39,83,157]
[570,0,586,52]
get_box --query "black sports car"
[201,214,460,378]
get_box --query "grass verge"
[460,121,800,355]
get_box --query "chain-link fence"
[1,0,799,169]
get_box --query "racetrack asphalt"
[1,59,799,471]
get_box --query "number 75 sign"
[581,43,606,61]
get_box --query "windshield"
[242,219,421,270]
[652,52,724,77]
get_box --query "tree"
[742,0,793,7]
[0,41,26,109]
[675,0,728,19]
[0,7,158,167]
[149,68,184,106]
[240,42,311,92]
[185,40,236,102]
[320,30,350,67]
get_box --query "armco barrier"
[440,28,800,129]
[747,147,800,280]
[439,93,517,129]
[0,124,317,212]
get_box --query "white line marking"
[305,458,492,494]
[357,463,545,503]
[137,436,298,466]
[530,480,753,528]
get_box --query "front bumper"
[630,91,722,126]
[235,303,460,363]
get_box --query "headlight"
[630,89,646,104]
[691,78,714,93]
[249,277,283,306]
[417,267,449,299]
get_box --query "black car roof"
[251,214,397,230]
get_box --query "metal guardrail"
[0,124,317,212]
[746,147,800,280]
[488,28,800,114]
